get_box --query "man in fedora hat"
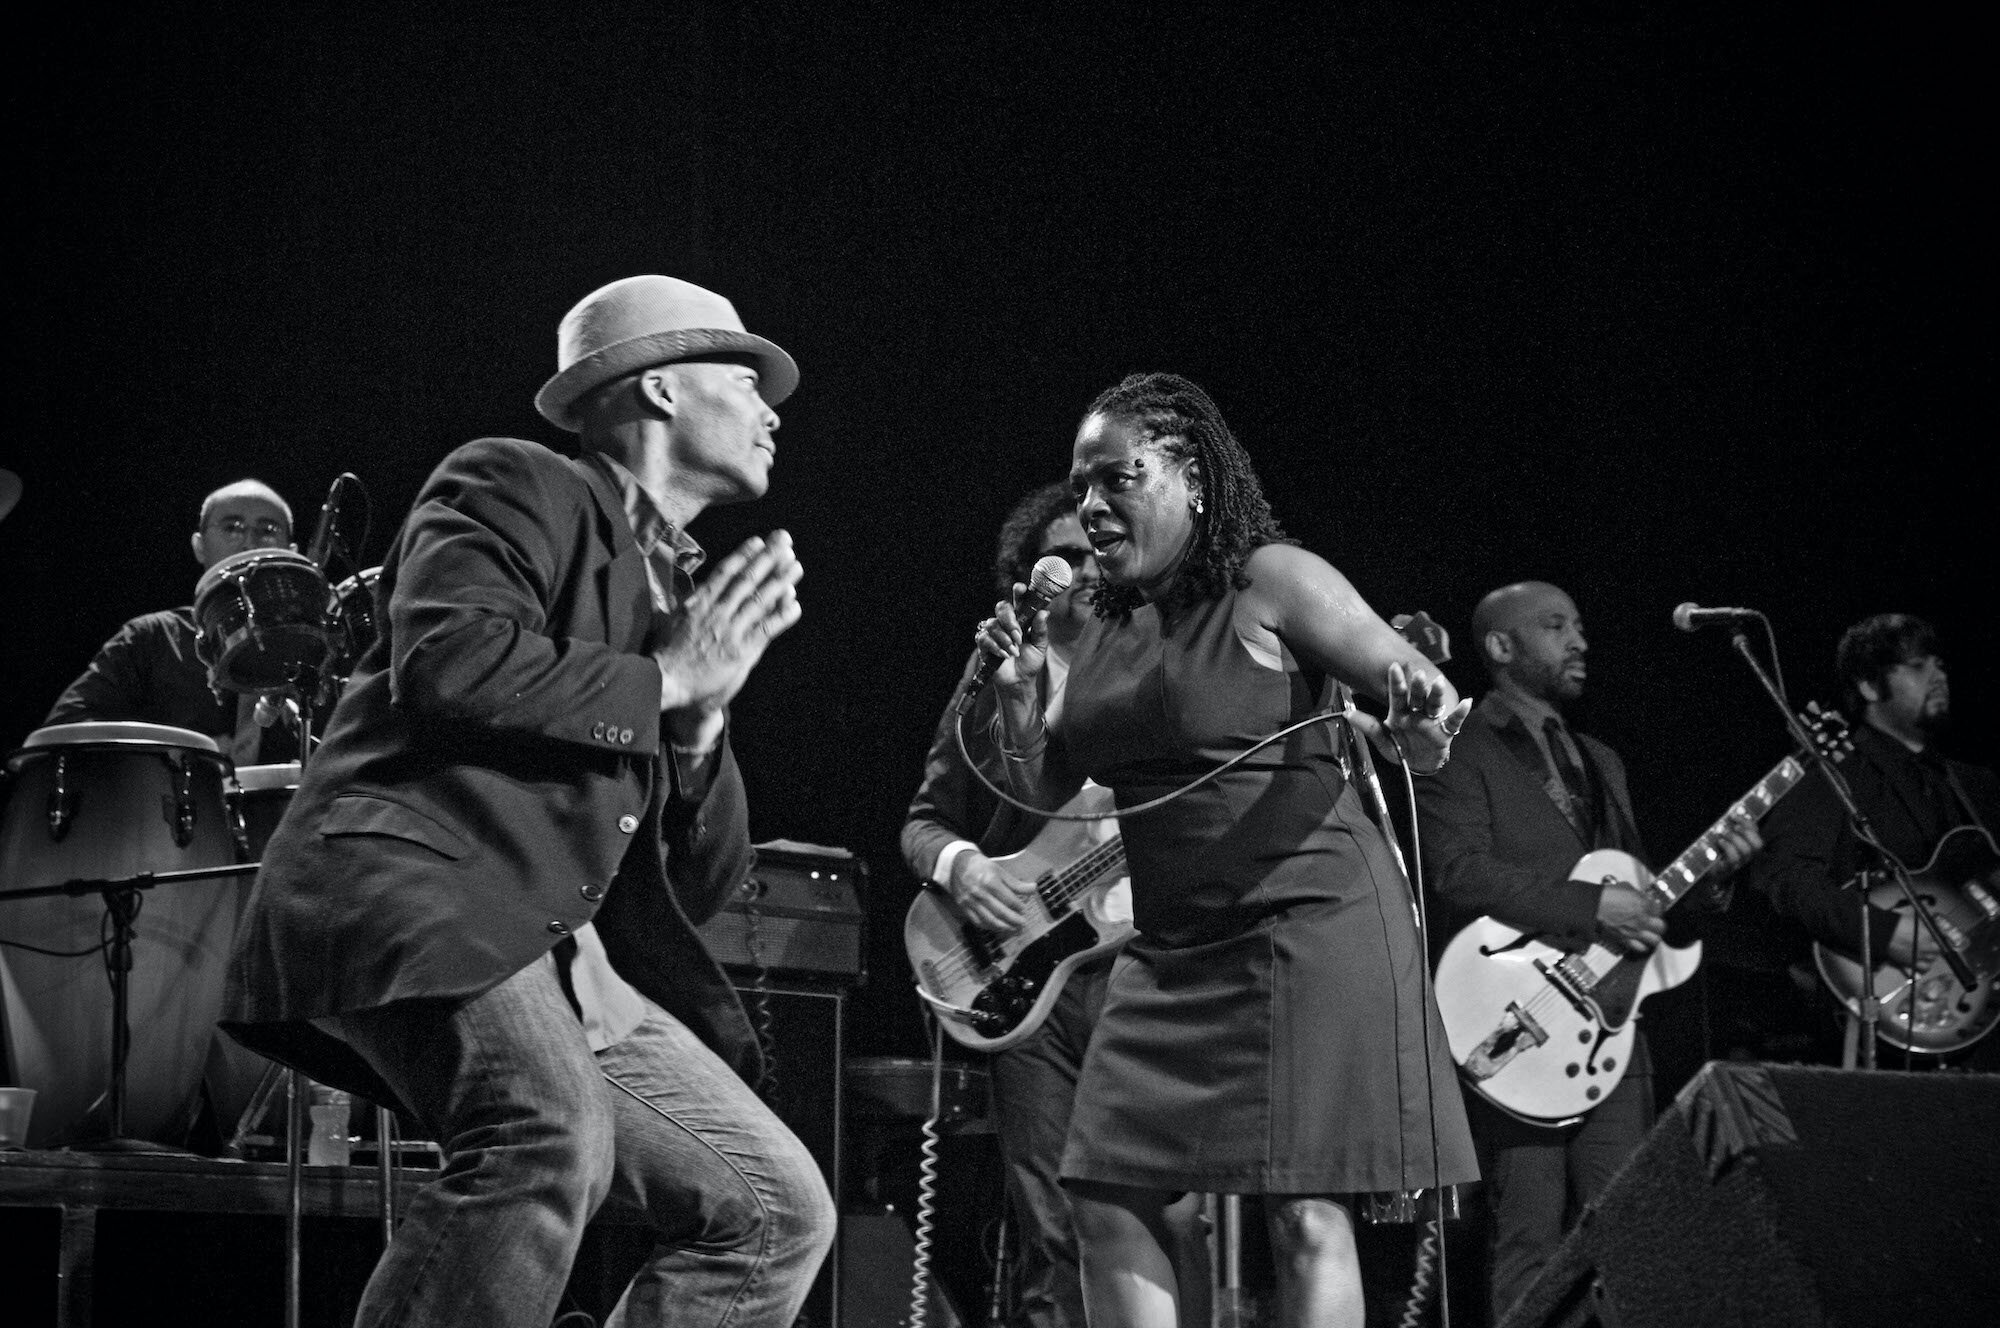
[224,275,832,1327]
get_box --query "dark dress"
[1055,585,1477,1195]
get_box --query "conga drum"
[193,547,332,692]
[228,762,302,865]
[0,723,243,1147]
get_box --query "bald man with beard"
[1414,581,1759,1323]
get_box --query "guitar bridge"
[1463,1002,1549,1081]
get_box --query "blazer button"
[591,722,605,740]
[617,814,639,834]
[618,727,634,744]
[580,882,606,902]
[547,920,569,936]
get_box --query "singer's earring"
[1191,495,1204,515]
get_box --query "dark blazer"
[46,607,298,763]
[1749,723,2000,965]
[1415,691,1645,953]
[901,650,1050,879]
[223,438,759,1106]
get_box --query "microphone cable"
[1384,728,1453,1328]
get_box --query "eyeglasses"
[207,517,289,541]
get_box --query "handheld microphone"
[1673,602,1760,632]
[305,473,360,570]
[957,555,1074,713]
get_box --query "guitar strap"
[1940,761,1993,837]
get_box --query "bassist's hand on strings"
[949,851,1037,934]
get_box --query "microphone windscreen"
[1029,555,1074,600]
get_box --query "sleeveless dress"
[1055,585,1477,1195]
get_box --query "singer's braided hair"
[1084,373,1292,621]
[993,482,1078,595]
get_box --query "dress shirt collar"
[1486,680,1568,738]
[587,453,705,575]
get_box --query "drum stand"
[0,859,261,1151]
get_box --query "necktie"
[1544,716,1597,841]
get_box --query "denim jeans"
[338,956,835,1327]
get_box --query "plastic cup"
[307,1086,353,1166]
[0,1087,36,1149]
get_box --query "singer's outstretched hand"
[1347,661,1469,773]
[652,532,803,744]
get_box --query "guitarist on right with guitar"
[1413,581,1762,1326]
[1748,613,2000,1069]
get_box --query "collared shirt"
[589,453,706,613]
[1487,684,1593,834]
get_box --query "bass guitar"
[904,784,1133,1052]
[1814,822,2000,1055]
[1435,707,1851,1125]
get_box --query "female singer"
[977,373,1477,1327]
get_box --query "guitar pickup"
[1463,1002,1549,1081]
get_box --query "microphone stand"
[0,861,262,1150]
[1723,627,1975,1067]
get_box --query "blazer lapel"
[573,456,651,653]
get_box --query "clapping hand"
[652,532,803,742]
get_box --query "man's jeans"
[338,957,835,1327]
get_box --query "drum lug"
[45,753,75,842]
[161,756,198,848]
[227,786,252,862]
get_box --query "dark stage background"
[4,5,1993,1096]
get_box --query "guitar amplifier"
[696,840,867,982]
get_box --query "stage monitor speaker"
[839,1211,969,1328]
[1501,1061,1999,1328]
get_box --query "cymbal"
[0,468,18,524]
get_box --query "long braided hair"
[1085,373,1293,620]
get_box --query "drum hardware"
[0,858,260,1151]
[44,754,74,841]
[164,753,200,847]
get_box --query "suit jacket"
[46,607,298,763]
[1415,691,1646,954]
[222,437,759,1107]
[901,650,1051,879]
[1749,723,2000,965]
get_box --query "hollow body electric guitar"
[905,784,1132,1052]
[1814,823,2000,1055]
[1435,709,1851,1125]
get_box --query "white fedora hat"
[535,275,799,430]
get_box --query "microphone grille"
[1029,555,1075,599]
[1671,602,1698,632]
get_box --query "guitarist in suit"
[1414,580,1760,1323]
[1748,613,2000,1062]
[901,482,1208,1328]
